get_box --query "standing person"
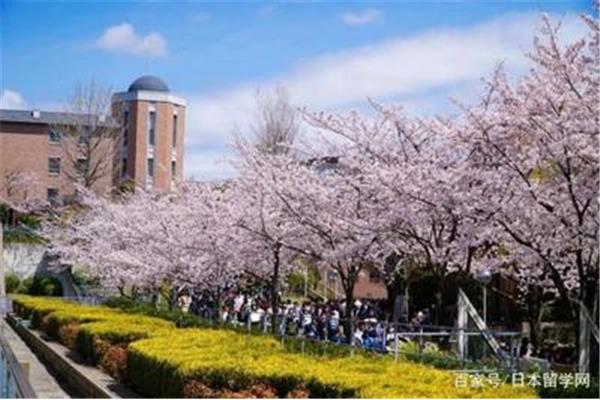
[328,310,340,340]
[178,293,192,313]
[354,322,365,346]
[233,293,245,322]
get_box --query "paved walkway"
[0,318,69,398]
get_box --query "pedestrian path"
[1,318,69,398]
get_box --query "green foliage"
[1,205,44,244]
[2,228,45,244]
[18,214,42,230]
[5,273,21,293]
[398,340,463,369]
[104,296,208,328]
[25,276,63,296]
[70,269,101,290]
[286,267,320,295]
[538,378,599,398]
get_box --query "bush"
[26,276,63,296]
[99,344,128,382]
[18,277,34,295]
[5,273,21,293]
[58,323,80,350]
[12,294,173,366]
[127,329,536,399]
[13,295,537,399]
[104,296,207,328]
[76,318,174,363]
[538,378,599,398]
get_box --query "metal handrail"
[0,324,36,398]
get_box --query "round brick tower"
[112,75,186,191]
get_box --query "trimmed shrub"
[27,276,63,296]
[76,318,174,363]
[58,323,80,350]
[99,344,128,382]
[5,273,21,293]
[12,295,538,399]
[127,329,536,399]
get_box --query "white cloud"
[184,12,586,179]
[0,89,28,109]
[184,148,237,182]
[341,9,384,26]
[96,23,167,57]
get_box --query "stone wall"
[2,243,46,278]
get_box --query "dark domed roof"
[128,75,169,92]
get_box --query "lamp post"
[475,269,492,325]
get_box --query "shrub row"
[127,329,537,398]
[12,295,174,380]
[13,295,537,398]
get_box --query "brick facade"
[0,76,186,203]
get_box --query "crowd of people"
[177,284,435,353]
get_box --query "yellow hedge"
[12,295,174,360]
[13,296,537,398]
[128,329,537,398]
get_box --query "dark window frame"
[47,188,59,203]
[148,111,156,147]
[147,158,155,178]
[48,129,61,143]
[123,110,129,147]
[48,157,61,175]
[172,114,178,147]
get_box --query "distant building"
[0,75,186,204]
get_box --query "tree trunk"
[150,291,159,309]
[270,243,281,334]
[340,267,357,342]
[169,286,181,311]
[214,287,222,322]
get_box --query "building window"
[171,161,176,180]
[368,268,383,283]
[47,188,59,203]
[172,114,177,147]
[148,111,156,147]
[48,129,61,143]
[147,158,154,178]
[123,110,129,147]
[48,157,61,175]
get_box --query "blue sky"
[0,0,593,180]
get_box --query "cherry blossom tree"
[231,135,388,335]
[40,9,598,340]
[457,14,599,316]
[299,102,482,324]
[45,186,241,306]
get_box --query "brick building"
[0,75,186,203]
